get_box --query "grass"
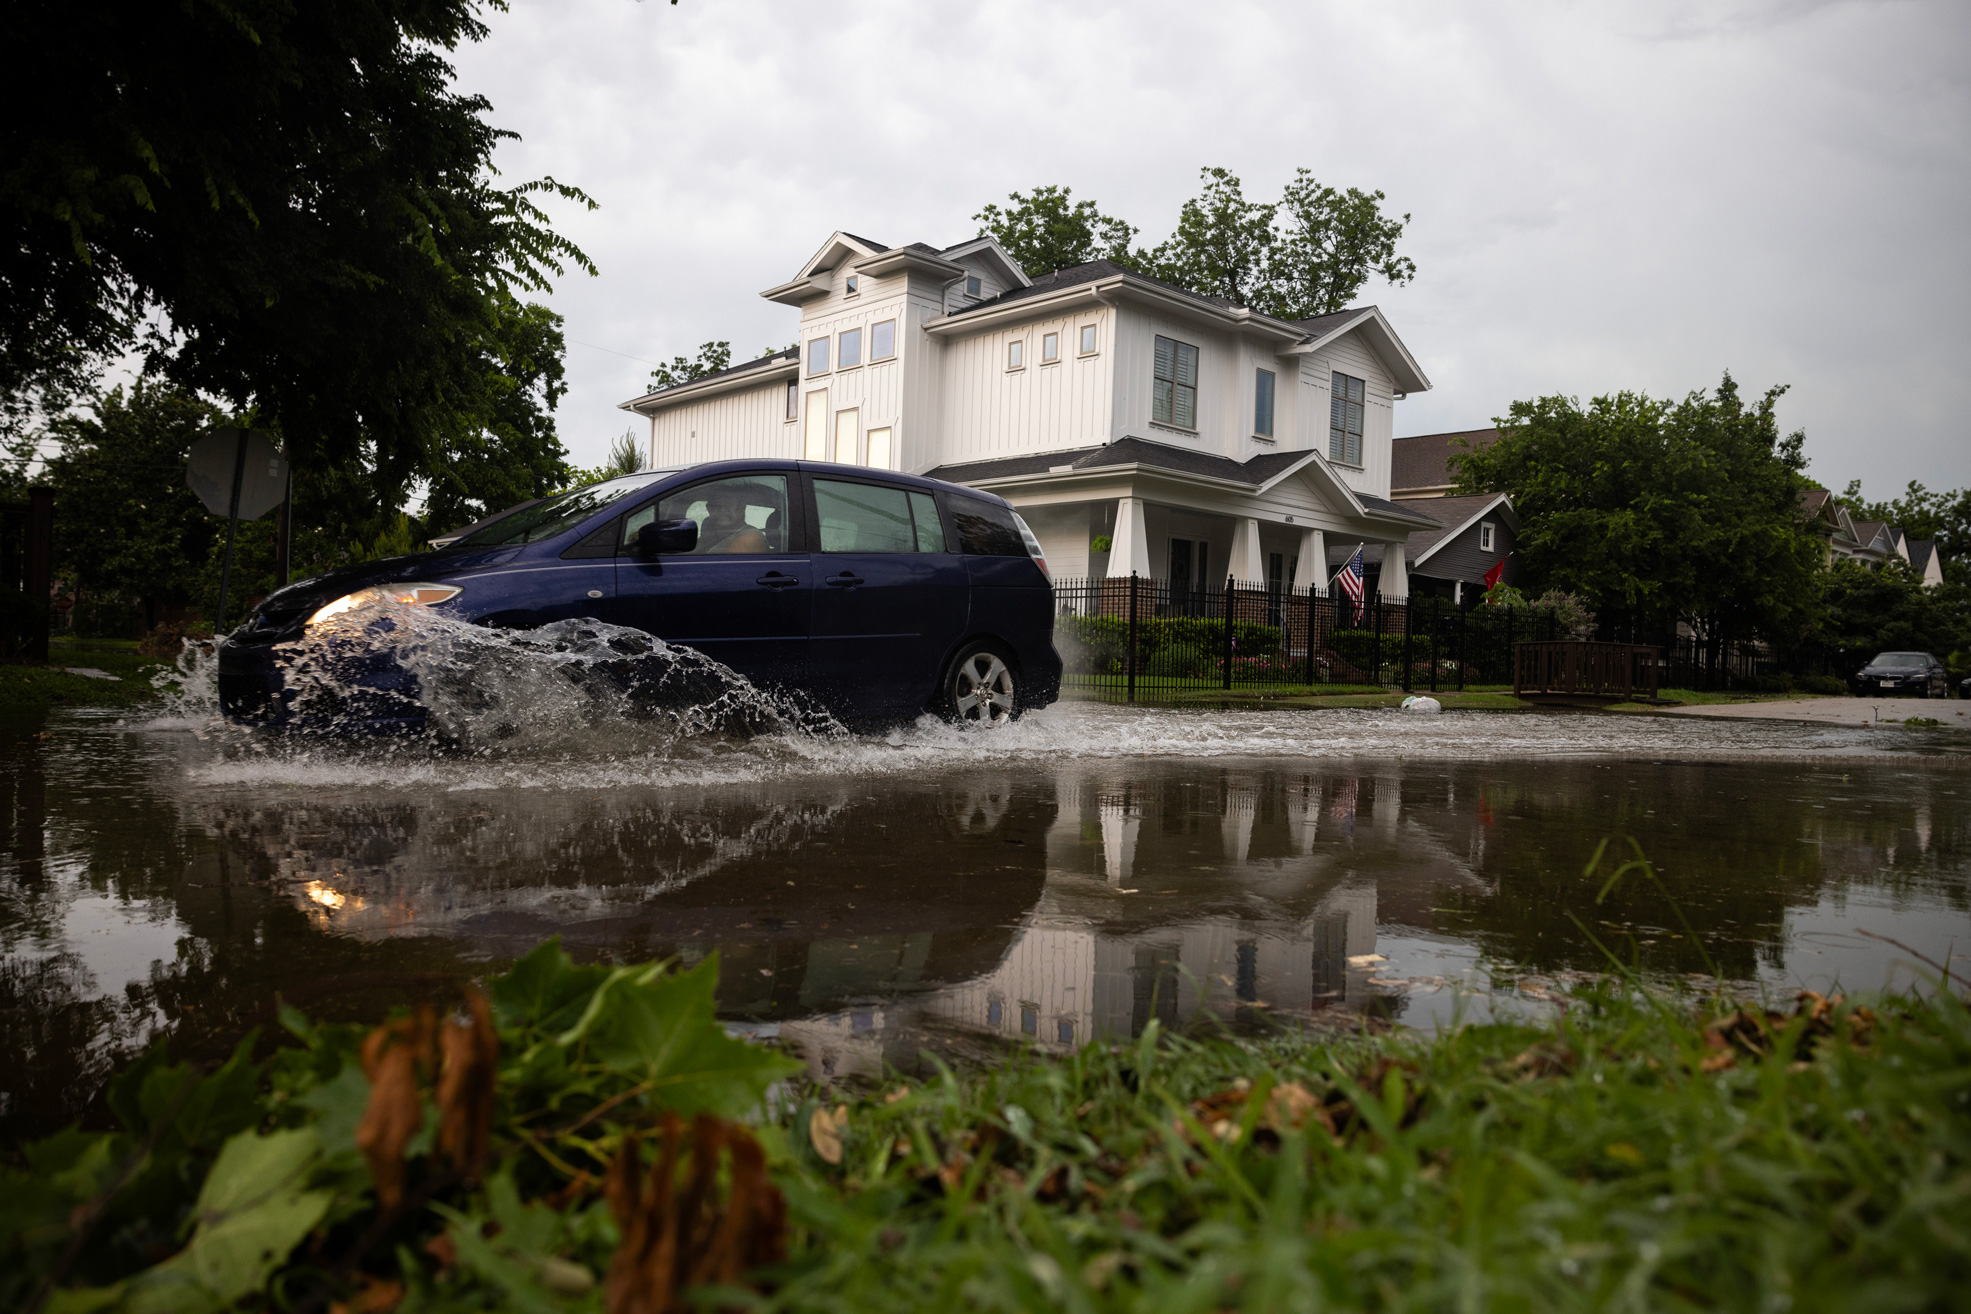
[0,640,174,715]
[8,935,1967,1313]
[766,984,1970,1312]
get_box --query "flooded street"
[4,699,1967,1139]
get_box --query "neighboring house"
[619,231,1439,593]
[1799,488,1944,587]
[1380,427,1519,601]
[1329,492,1520,605]
[1908,539,1946,588]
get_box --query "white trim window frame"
[965,274,982,298]
[806,337,830,376]
[838,325,863,370]
[1479,521,1496,553]
[1079,324,1098,355]
[1153,335,1199,430]
[803,389,828,459]
[1040,331,1059,364]
[784,378,798,422]
[1254,368,1275,439]
[1329,371,1365,466]
[871,318,896,361]
[1006,339,1024,371]
[844,274,859,297]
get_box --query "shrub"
[1799,673,1847,696]
[1145,642,1210,678]
[1746,671,1795,693]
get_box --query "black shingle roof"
[943,259,1246,321]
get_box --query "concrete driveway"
[1659,695,1971,728]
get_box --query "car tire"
[939,642,1022,725]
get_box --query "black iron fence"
[1049,575,1574,701]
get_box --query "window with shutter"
[1153,335,1199,429]
[1329,371,1365,465]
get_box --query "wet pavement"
[3,697,1968,1139]
[1661,695,1971,729]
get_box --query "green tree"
[1269,169,1417,319]
[2,0,593,496]
[421,297,573,535]
[1144,168,1278,306]
[650,342,733,391]
[973,185,1138,278]
[38,381,224,630]
[1818,558,1971,673]
[1455,375,1826,645]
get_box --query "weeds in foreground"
[3,939,1966,1313]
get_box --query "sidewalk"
[1658,695,1971,728]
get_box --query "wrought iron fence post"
[1372,592,1384,686]
[1401,595,1413,692]
[1429,596,1439,692]
[1126,571,1138,704]
[1457,600,1467,691]
[1305,584,1318,686]
[1221,573,1235,690]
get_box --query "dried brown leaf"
[436,990,498,1182]
[355,1007,437,1209]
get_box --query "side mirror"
[637,519,699,556]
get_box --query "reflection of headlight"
[308,583,462,626]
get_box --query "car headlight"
[308,583,462,626]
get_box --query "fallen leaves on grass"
[1700,991,1875,1072]
[606,1113,787,1314]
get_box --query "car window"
[950,495,1027,557]
[814,479,915,553]
[909,491,946,553]
[451,472,669,546]
[625,474,789,554]
[1873,652,1927,664]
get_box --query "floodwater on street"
[3,694,1968,1140]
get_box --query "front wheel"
[940,642,1021,724]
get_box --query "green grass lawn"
[10,943,1964,1313]
[0,639,177,715]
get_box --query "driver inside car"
[699,483,773,554]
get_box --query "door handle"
[824,572,864,588]
[755,572,800,589]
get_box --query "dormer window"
[965,275,981,298]
[1479,522,1496,553]
[845,275,859,296]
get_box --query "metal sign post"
[187,427,288,635]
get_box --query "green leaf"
[491,936,612,1034]
[114,1128,329,1312]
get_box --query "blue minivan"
[217,460,1063,731]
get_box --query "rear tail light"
[1011,512,1050,581]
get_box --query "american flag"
[1336,546,1366,624]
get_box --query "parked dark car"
[217,460,1062,732]
[1851,651,1949,698]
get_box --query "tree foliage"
[1455,375,1825,641]
[649,341,733,391]
[1,0,593,492]
[1817,558,1971,673]
[974,185,1138,279]
[976,170,1415,318]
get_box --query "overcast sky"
[452,0,1970,496]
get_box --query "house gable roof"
[1404,493,1519,567]
[1909,539,1940,579]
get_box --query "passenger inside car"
[631,475,788,554]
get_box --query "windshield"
[1871,652,1928,666]
[451,472,672,547]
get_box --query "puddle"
[2,692,1967,1137]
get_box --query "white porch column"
[1381,540,1410,600]
[1230,517,1265,584]
[1294,528,1326,592]
[1106,496,1152,578]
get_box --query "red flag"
[1482,557,1506,589]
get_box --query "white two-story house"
[620,231,1438,595]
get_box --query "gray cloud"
[454,0,1971,493]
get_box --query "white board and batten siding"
[932,308,1114,470]
[1298,335,1394,500]
[648,380,798,469]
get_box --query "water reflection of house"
[920,771,1383,1053]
